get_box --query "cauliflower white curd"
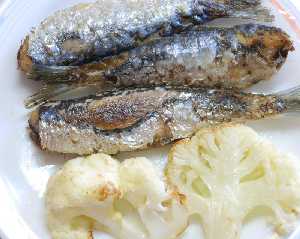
[166,124,300,239]
[46,124,300,239]
[46,154,188,239]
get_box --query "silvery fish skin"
[25,24,293,108]
[29,86,293,155]
[18,0,272,72]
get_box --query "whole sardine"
[25,24,293,108]
[29,85,300,155]
[18,0,272,72]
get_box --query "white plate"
[0,0,300,238]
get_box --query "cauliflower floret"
[120,158,188,239]
[166,124,300,239]
[46,154,121,239]
[46,154,188,239]
[119,157,167,207]
[47,125,300,239]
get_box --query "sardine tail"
[24,84,73,109]
[25,80,107,108]
[24,84,77,108]
[231,3,274,22]
[27,65,79,83]
[278,86,300,113]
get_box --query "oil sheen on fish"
[25,24,293,108]
[29,85,300,155]
[18,0,273,73]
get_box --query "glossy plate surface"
[0,0,300,238]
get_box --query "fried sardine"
[18,0,272,72]
[29,85,300,155]
[26,24,293,108]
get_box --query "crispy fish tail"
[27,62,108,84]
[25,63,108,108]
[231,3,274,22]
[28,65,80,82]
[24,81,106,108]
[25,84,76,108]
[278,86,300,113]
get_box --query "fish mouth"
[257,27,294,69]
[269,30,294,67]
[18,36,33,73]
[274,41,295,69]
[236,24,294,62]
[28,110,41,147]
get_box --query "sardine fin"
[24,84,77,108]
[231,4,274,22]
[27,65,78,82]
[278,86,300,113]
[25,82,107,108]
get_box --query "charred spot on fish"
[29,127,41,147]
[273,47,292,69]
[178,64,187,72]
[259,102,273,114]
[206,76,213,82]
[103,131,110,136]
[153,134,169,146]
[279,46,290,58]
[184,77,193,85]
[105,75,118,85]
[28,110,42,147]
[28,110,40,135]
[126,127,133,133]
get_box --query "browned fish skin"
[101,24,293,89]
[29,86,288,155]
